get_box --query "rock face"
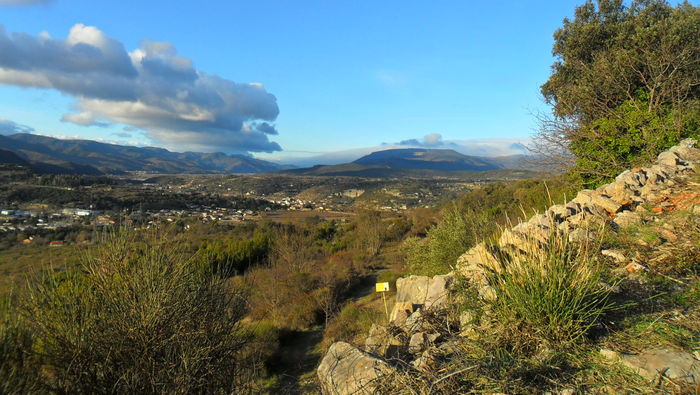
[317,342,395,395]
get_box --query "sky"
[0,0,679,164]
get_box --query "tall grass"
[484,228,613,347]
[21,230,253,394]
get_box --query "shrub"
[484,229,613,348]
[404,205,486,276]
[22,230,252,394]
[0,297,40,394]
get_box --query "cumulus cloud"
[0,0,52,6]
[0,118,34,135]
[0,24,281,153]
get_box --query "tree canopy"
[538,0,700,186]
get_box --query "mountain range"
[0,134,536,176]
[282,148,534,177]
[0,133,289,175]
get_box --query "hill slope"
[0,133,288,174]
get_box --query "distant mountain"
[354,148,499,171]
[282,148,536,177]
[0,133,290,174]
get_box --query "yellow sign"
[375,282,390,292]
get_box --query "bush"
[0,297,40,394]
[484,229,613,348]
[404,205,486,276]
[22,230,252,394]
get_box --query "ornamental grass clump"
[485,228,612,348]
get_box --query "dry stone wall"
[317,139,700,394]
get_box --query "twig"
[428,365,478,394]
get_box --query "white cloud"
[0,24,281,153]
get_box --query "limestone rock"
[613,210,642,228]
[547,204,575,221]
[601,249,627,263]
[600,347,700,385]
[395,275,430,306]
[657,151,685,167]
[573,190,621,214]
[424,273,455,310]
[318,341,396,395]
[408,332,426,354]
[363,324,405,359]
[603,182,635,206]
[616,170,646,188]
[456,243,498,282]
[389,301,414,325]
[670,145,700,162]
[403,309,426,333]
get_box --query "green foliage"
[404,206,485,276]
[539,0,700,185]
[485,232,613,347]
[570,99,700,186]
[21,230,252,394]
[405,178,576,276]
[199,229,272,277]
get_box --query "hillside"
[0,133,289,174]
[283,148,534,177]
[318,139,700,393]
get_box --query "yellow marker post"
[376,282,390,321]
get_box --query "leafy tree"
[536,0,700,185]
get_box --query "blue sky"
[0,1,686,163]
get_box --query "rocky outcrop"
[317,342,396,395]
[317,139,700,393]
[456,138,700,290]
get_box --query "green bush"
[22,230,252,394]
[198,229,271,277]
[404,205,486,276]
[570,99,700,186]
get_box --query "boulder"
[670,145,700,162]
[572,190,622,214]
[599,348,700,385]
[657,151,685,167]
[613,210,642,228]
[389,301,414,325]
[547,204,575,221]
[318,342,396,395]
[456,243,498,282]
[395,275,430,306]
[363,324,406,358]
[616,170,646,188]
[603,182,635,206]
[424,273,455,310]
